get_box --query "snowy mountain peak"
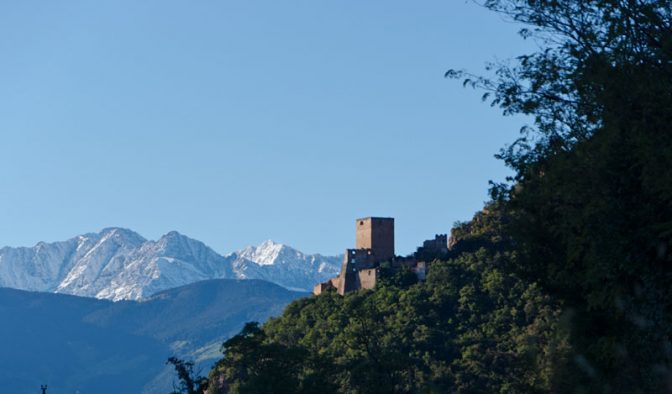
[161,230,183,239]
[152,231,219,262]
[229,241,342,292]
[239,240,286,266]
[96,227,147,246]
[156,230,188,247]
[99,227,145,238]
[0,231,342,300]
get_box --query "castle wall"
[337,248,377,295]
[415,234,448,260]
[358,268,378,290]
[313,282,330,295]
[329,277,339,288]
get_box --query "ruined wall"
[337,248,377,295]
[358,268,378,290]
[415,234,449,260]
[313,277,341,296]
[423,234,448,251]
[313,282,330,295]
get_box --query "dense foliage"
[206,207,568,393]
[462,0,672,391]
[204,1,672,392]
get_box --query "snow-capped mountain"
[0,228,341,301]
[231,240,341,291]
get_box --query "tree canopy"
[452,1,672,390]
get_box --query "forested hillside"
[205,204,569,393]
[203,1,672,392]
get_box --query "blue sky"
[0,1,532,255]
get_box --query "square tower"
[355,217,394,261]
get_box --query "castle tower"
[355,217,394,262]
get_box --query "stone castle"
[313,217,448,295]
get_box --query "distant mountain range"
[0,228,341,300]
[0,279,305,394]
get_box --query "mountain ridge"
[0,278,305,394]
[0,228,341,301]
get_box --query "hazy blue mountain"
[0,228,341,300]
[0,279,306,394]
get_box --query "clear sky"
[0,1,532,256]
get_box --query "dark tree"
[206,322,317,394]
[166,357,208,394]
[449,0,672,391]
